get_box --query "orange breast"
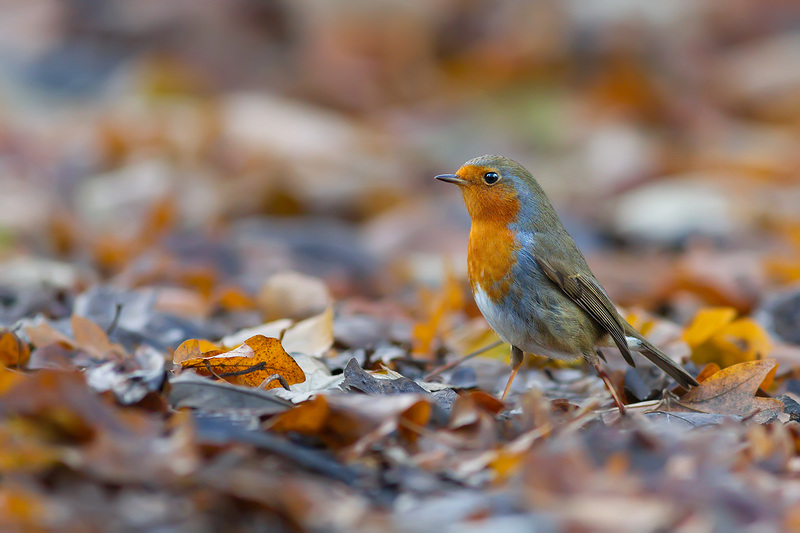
[467,220,519,302]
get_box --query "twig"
[106,303,123,336]
[257,373,291,391]
[424,340,505,381]
[203,360,224,380]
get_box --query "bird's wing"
[534,255,635,366]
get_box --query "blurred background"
[2,0,800,335]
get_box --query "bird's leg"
[501,346,524,400]
[592,359,627,415]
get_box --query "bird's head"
[435,155,544,224]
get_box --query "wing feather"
[535,255,636,366]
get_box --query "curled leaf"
[0,331,30,368]
[683,307,771,368]
[178,335,305,389]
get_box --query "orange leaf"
[0,332,30,368]
[412,271,466,357]
[270,395,332,435]
[179,335,305,389]
[214,286,257,312]
[695,362,721,383]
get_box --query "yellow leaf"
[690,317,771,369]
[179,335,305,389]
[490,450,524,483]
[682,307,737,349]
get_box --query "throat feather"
[468,221,518,302]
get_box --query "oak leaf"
[673,359,783,417]
[177,335,305,389]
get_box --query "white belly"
[473,285,581,361]
[473,286,528,349]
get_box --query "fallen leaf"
[25,322,74,349]
[342,358,427,395]
[269,393,431,456]
[696,362,721,383]
[85,345,166,405]
[167,373,293,414]
[257,271,331,321]
[179,335,305,389]
[172,339,225,364]
[213,285,257,312]
[222,306,334,357]
[280,305,334,356]
[683,307,772,368]
[682,308,737,348]
[71,315,126,360]
[412,270,465,357]
[673,359,783,417]
[0,331,30,368]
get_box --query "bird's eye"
[483,172,500,185]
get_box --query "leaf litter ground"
[3,1,800,531]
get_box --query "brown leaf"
[25,322,74,349]
[179,335,305,389]
[673,359,783,417]
[70,315,125,360]
[0,331,30,368]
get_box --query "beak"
[435,174,468,185]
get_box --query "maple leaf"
[672,359,783,417]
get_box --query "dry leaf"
[0,331,30,368]
[280,305,334,356]
[412,270,465,357]
[213,285,257,312]
[222,306,334,357]
[172,339,225,364]
[70,315,125,360]
[257,271,330,322]
[696,362,721,383]
[683,308,738,348]
[25,323,74,349]
[673,359,783,417]
[269,393,431,456]
[683,307,771,368]
[179,335,305,389]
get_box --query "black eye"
[483,172,499,185]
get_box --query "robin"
[436,155,698,412]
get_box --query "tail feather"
[624,329,699,388]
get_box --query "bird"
[435,155,698,412]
